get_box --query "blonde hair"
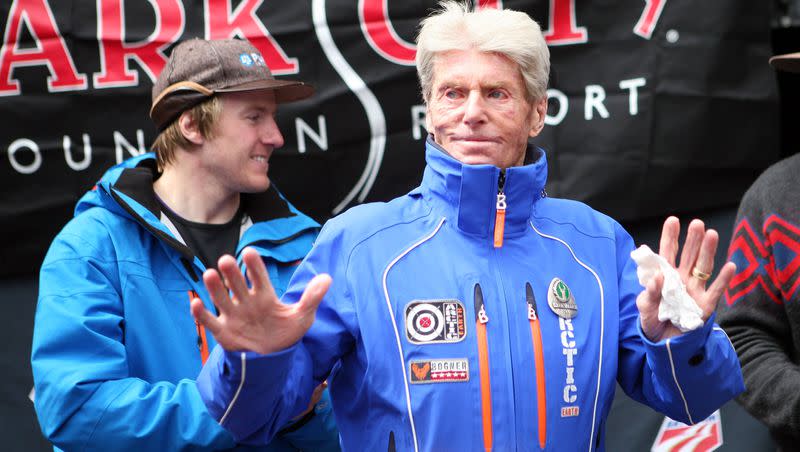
[151,95,223,170]
[416,1,550,102]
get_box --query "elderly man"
[32,39,339,451]
[193,3,743,451]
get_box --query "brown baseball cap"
[150,38,314,130]
[769,51,800,73]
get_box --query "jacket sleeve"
[197,220,356,445]
[718,189,800,441]
[614,222,744,424]
[32,227,235,451]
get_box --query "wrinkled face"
[426,49,546,169]
[199,90,284,194]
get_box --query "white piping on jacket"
[219,352,247,426]
[665,339,694,424]
[382,217,447,452]
[530,221,605,452]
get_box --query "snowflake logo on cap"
[239,53,253,67]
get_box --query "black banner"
[0,0,779,276]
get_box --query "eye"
[444,89,460,100]
[488,90,506,99]
[247,113,261,122]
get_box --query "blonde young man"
[193,5,743,451]
[32,39,339,451]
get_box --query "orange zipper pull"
[493,192,506,248]
[188,290,210,365]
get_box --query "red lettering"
[359,0,416,66]
[94,0,185,88]
[360,0,503,65]
[476,0,502,8]
[543,0,587,46]
[0,0,87,95]
[634,0,666,39]
[204,0,298,75]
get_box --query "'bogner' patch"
[405,300,467,344]
[409,358,469,384]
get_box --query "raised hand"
[636,216,736,342]
[190,247,331,355]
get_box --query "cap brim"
[769,52,800,73]
[150,79,315,131]
[216,79,315,103]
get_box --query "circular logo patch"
[547,278,578,319]
[406,303,445,343]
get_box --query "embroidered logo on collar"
[547,278,578,319]
[409,358,469,384]
[405,300,467,344]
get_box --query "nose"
[262,117,285,149]
[462,91,487,126]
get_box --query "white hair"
[415,1,550,102]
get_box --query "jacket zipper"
[187,290,210,365]
[526,283,547,449]
[474,283,493,451]
[493,170,506,248]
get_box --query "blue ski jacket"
[32,153,339,451]
[198,139,744,451]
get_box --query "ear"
[178,110,204,145]
[528,97,548,138]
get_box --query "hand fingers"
[701,261,736,316]
[295,273,331,318]
[190,297,223,338]
[203,268,236,312]
[242,247,278,301]
[637,271,663,312]
[659,217,680,266]
[217,254,251,303]
[678,219,705,275]
[687,229,718,292]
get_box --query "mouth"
[251,155,269,163]
[454,136,498,143]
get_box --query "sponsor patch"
[548,278,578,319]
[409,358,469,384]
[561,406,580,417]
[651,411,723,452]
[405,300,466,344]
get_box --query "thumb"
[296,273,332,316]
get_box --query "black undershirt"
[158,199,244,270]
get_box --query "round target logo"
[405,300,466,344]
[406,303,445,343]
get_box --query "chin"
[242,179,271,193]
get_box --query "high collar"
[420,136,548,239]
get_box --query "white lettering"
[114,129,145,163]
[559,316,579,406]
[619,77,646,116]
[561,330,576,348]
[63,134,92,171]
[411,105,427,140]
[563,384,577,403]
[545,89,568,126]
[585,84,609,120]
[562,347,578,366]
[8,138,41,174]
[295,115,328,153]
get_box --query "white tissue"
[630,245,704,332]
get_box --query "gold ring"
[692,267,711,281]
